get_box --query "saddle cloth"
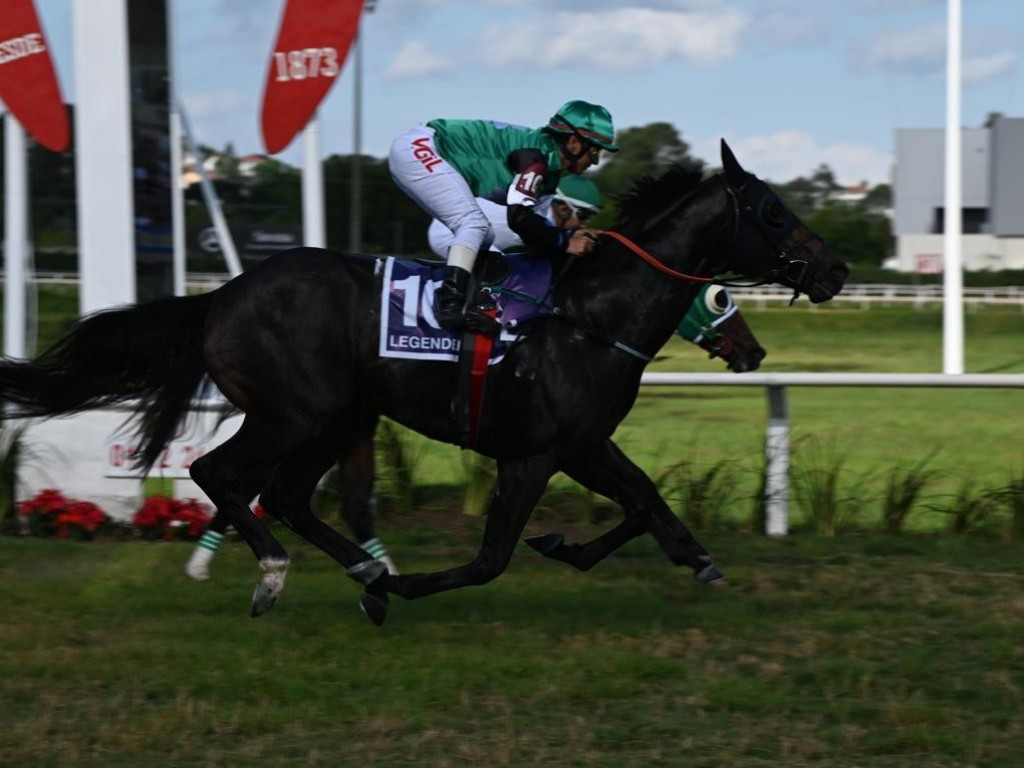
[377,254,552,364]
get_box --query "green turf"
[2,530,1024,767]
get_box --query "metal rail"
[10,272,1024,307]
[638,372,1024,535]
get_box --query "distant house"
[238,154,270,178]
[829,184,870,205]
[892,115,1024,272]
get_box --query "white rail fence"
[638,372,1024,535]
[9,273,1024,309]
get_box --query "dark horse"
[185,280,768,581]
[0,141,847,624]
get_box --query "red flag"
[260,0,363,154]
[0,0,68,152]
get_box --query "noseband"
[596,175,825,300]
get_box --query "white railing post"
[764,385,790,536]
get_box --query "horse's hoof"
[525,533,564,556]
[347,559,387,586]
[185,562,210,582]
[695,563,727,585]
[359,591,389,626]
[250,583,279,617]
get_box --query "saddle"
[379,253,553,446]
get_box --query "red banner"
[0,0,68,151]
[260,0,363,154]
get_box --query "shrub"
[132,495,212,541]
[18,489,110,540]
[881,452,939,534]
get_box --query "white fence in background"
[727,283,1024,309]
[13,373,1024,534]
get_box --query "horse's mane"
[612,164,709,237]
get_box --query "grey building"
[893,115,1024,272]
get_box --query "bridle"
[724,175,827,301]
[594,173,828,301]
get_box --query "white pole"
[177,100,243,278]
[168,0,186,296]
[3,111,29,359]
[73,0,136,314]
[302,114,326,248]
[349,13,363,253]
[943,0,964,374]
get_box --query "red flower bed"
[132,495,212,541]
[18,489,110,540]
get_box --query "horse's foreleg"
[259,421,393,625]
[529,439,725,583]
[337,432,398,574]
[384,452,557,601]
[523,440,648,571]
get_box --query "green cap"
[547,100,620,152]
[555,175,602,212]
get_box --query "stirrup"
[434,284,468,330]
[463,288,500,336]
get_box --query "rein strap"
[597,230,713,284]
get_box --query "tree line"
[0,117,893,270]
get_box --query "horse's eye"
[761,198,788,229]
[703,285,732,315]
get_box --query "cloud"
[383,41,456,81]
[962,51,1017,85]
[184,89,249,119]
[859,20,945,75]
[478,8,750,71]
[856,19,1018,85]
[747,9,831,48]
[694,130,892,185]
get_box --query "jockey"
[388,100,619,334]
[426,174,604,257]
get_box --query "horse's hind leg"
[528,439,725,583]
[189,418,296,616]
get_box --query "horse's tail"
[0,291,216,472]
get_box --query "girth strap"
[455,311,499,447]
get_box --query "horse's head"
[677,285,766,373]
[720,140,849,303]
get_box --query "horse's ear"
[720,139,747,185]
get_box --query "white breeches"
[388,125,495,267]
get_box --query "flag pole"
[943,0,964,374]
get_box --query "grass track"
[3,526,1024,767]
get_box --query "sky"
[31,0,1024,187]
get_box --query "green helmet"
[547,100,620,152]
[555,175,602,212]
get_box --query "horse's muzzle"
[798,250,850,304]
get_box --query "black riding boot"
[434,266,470,330]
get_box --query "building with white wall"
[892,115,1024,273]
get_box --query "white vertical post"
[177,101,243,278]
[3,112,29,359]
[764,385,789,536]
[349,13,364,253]
[170,110,186,295]
[73,0,136,314]
[943,0,964,374]
[302,114,326,248]
[168,0,186,296]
